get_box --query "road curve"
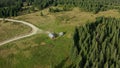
[0,18,43,46]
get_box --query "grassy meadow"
[0,21,31,42]
[0,7,120,68]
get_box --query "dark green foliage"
[32,0,120,13]
[0,0,23,17]
[40,11,43,16]
[33,0,54,10]
[49,7,62,13]
[73,28,80,54]
[71,17,120,68]
[1,0,120,17]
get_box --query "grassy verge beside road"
[0,21,31,42]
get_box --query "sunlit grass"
[0,21,31,42]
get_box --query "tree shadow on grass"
[54,57,69,68]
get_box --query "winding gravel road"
[0,18,44,46]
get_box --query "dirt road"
[0,18,43,46]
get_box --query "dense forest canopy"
[0,0,22,7]
[0,0,23,17]
[1,0,120,17]
[71,17,120,68]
